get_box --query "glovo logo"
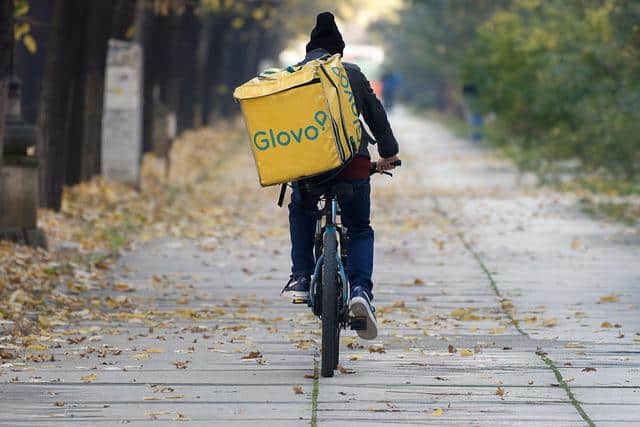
[331,66,358,119]
[253,111,328,151]
[331,66,362,142]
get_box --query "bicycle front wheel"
[321,231,339,378]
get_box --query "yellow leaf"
[600,321,613,328]
[14,1,29,17]
[14,22,30,39]
[501,299,514,310]
[599,294,619,303]
[459,348,473,357]
[27,343,48,351]
[564,342,585,349]
[22,34,37,54]
[131,353,150,360]
[113,283,135,292]
[430,408,443,416]
[570,238,581,250]
[542,318,557,327]
[145,347,164,353]
[125,25,135,39]
[81,373,97,383]
[231,17,244,29]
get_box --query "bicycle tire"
[321,231,339,378]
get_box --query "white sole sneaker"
[349,296,378,340]
[281,290,309,302]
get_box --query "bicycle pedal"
[350,317,367,330]
[292,298,309,304]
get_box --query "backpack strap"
[277,183,288,207]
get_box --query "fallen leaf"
[447,344,456,354]
[368,344,386,353]
[600,321,613,328]
[172,360,189,369]
[242,351,262,360]
[459,348,473,357]
[570,238,581,250]
[337,364,355,374]
[430,408,443,416]
[143,395,184,400]
[26,343,48,351]
[81,373,97,383]
[500,299,514,310]
[598,294,620,303]
[145,411,172,420]
[582,367,597,372]
[413,278,425,285]
[113,283,135,292]
[564,342,585,349]
[174,412,190,421]
[496,386,505,399]
[131,353,149,360]
[293,385,304,395]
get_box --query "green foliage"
[377,0,508,111]
[463,0,640,178]
[383,0,640,179]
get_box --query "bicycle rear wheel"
[321,231,339,378]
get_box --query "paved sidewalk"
[1,111,638,425]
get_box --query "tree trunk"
[76,0,113,183]
[37,0,86,209]
[0,0,13,161]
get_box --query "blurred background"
[0,0,638,234]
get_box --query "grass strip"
[454,226,596,426]
[542,355,596,427]
[311,357,319,427]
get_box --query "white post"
[101,39,143,185]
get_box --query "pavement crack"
[451,220,597,427]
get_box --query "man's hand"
[377,155,400,172]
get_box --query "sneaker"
[349,286,378,340]
[281,275,310,302]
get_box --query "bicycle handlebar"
[370,159,402,176]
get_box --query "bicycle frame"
[308,196,350,317]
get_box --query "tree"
[38,0,118,209]
[0,0,13,160]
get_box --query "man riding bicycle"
[281,12,400,340]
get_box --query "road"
[1,110,639,426]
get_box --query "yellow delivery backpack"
[233,54,361,187]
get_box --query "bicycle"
[294,159,401,377]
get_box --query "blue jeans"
[289,178,374,297]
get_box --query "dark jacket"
[300,49,399,159]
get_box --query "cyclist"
[281,12,400,340]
